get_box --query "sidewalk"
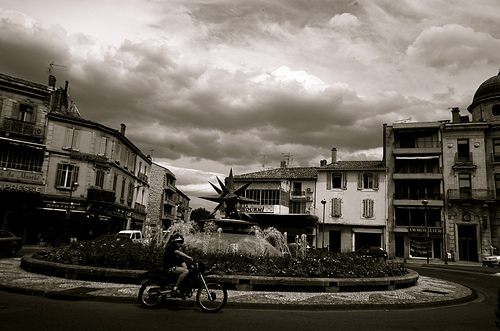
[0,255,477,310]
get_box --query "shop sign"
[42,201,82,210]
[0,180,43,193]
[70,151,108,165]
[0,168,43,184]
[242,205,273,213]
[408,227,443,238]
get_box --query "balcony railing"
[395,140,440,149]
[291,190,305,196]
[447,189,495,200]
[394,192,443,200]
[138,172,148,183]
[1,118,45,138]
[134,202,146,214]
[87,187,116,203]
[454,152,473,164]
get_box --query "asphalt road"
[1,252,499,331]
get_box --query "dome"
[468,71,500,111]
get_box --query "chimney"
[48,75,56,89]
[320,160,327,166]
[280,160,287,168]
[331,148,337,164]
[451,107,460,123]
[120,123,126,135]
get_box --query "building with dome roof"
[384,71,500,262]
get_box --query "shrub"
[33,240,407,278]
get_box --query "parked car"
[0,230,23,256]
[354,246,388,260]
[117,230,143,241]
[482,255,500,267]
[93,234,133,245]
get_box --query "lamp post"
[321,199,326,250]
[422,199,429,264]
[65,181,79,241]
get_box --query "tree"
[190,208,212,221]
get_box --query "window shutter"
[362,199,374,218]
[331,198,342,217]
[64,128,73,148]
[326,172,331,190]
[72,166,80,184]
[72,129,80,149]
[56,164,64,186]
[11,101,20,120]
[374,173,379,190]
[342,173,347,189]
[357,173,363,190]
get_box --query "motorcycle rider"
[163,234,193,298]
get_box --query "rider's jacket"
[163,244,185,270]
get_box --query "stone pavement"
[0,255,478,310]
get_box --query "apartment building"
[233,166,318,244]
[0,72,152,243]
[316,148,387,252]
[0,73,51,243]
[147,162,190,236]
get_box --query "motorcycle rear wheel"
[196,282,227,313]
[138,280,167,308]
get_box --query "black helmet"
[171,234,184,244]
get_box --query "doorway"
[329,230,341,252]
[457,225,478,262]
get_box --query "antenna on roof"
[48,61,67,75]
[282,152,295,167]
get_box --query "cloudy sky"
[1,0,499,210]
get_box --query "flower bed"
[33,238,407,278]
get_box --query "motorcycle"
[138,261,227,313]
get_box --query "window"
[332,173,342,188]
[327,172,346,190]
[64,127,80,150]
[128,182,134,205]
[95,169,105,188]
[492,104,500,116]
[112,173,118,191]
[0,141,44,172]
[99,136,108,156]
[458,173,471,190]
[331,198,342,217]
[120,178,126,200]
[244,189,280,205]
[56,164,79,188]
[11,103,34,122]
[496,174,500,193]
[362,199,374,218]
[358,173,379,190]
[290,201,306,214]
[457,139,469,158]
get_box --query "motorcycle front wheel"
[138,280,167,308]
[196,282,228,313]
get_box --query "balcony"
[134,202,146,214]
[290,190,306,200]
[447,189,495,201]
[393,140,441,155]
[138,172,148,183]
[87,187,116,203]
[393,192,443,207]
[1,118,45,138]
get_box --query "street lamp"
[422,199,429,264]
[321,199,326,250]
[65,181,79,240]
